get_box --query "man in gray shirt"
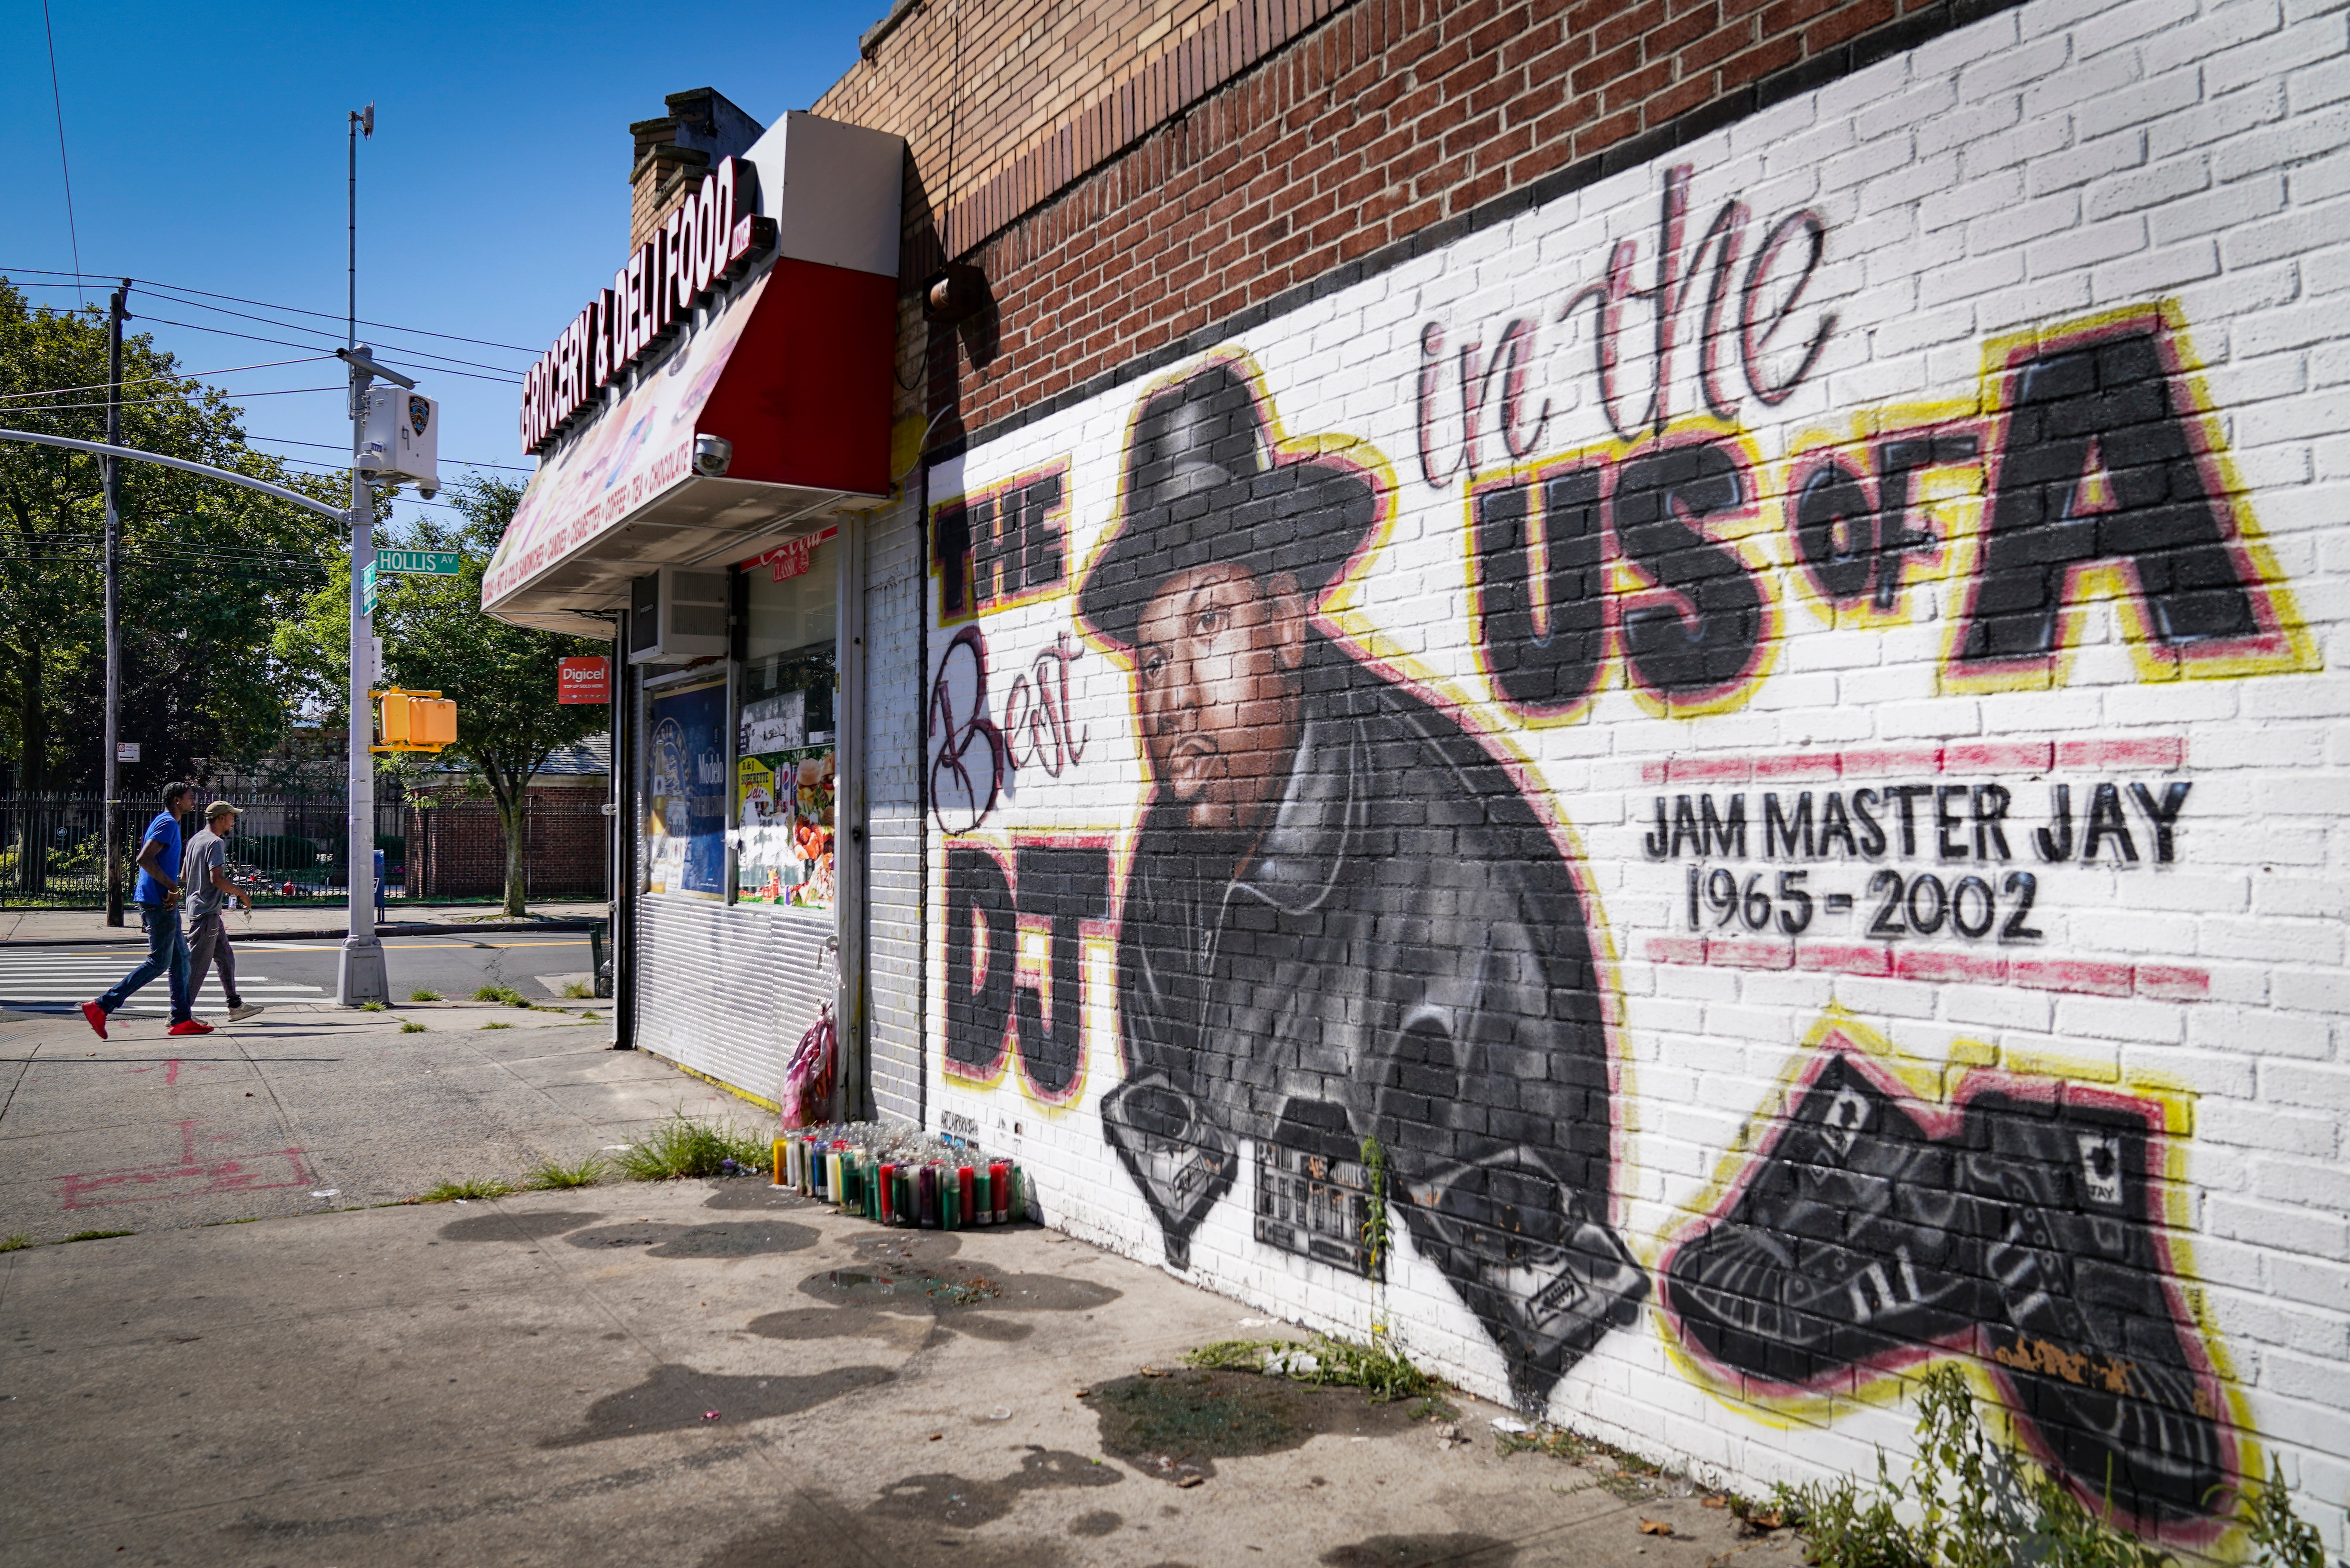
[183,801,259,1022]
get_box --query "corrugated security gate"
[633,896,831,1104]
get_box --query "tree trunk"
[497,788,528,917]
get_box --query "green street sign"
[361,561,378,615]
[376,549,463,576]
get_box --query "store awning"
[482,259,895,637]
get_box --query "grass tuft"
[0,1232,32,1252]
[415,1177,516,1203]
[359,1001,388,1013]
[1184,1331,1453,1409]
[400,1021,428,1034]
[479,1021,513,1030]
[61,1229,134,1243]
[561,981,594,999]
[473,984,530,1007]
[409,988,441,1002]
[525,1155,605,1191]
[613,1112,773,1181]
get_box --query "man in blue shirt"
[81,782,211,1039]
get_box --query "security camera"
[693,434,733,478]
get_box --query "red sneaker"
[80,1000,108,1040]
[167,1018,214,1037]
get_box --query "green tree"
[0,279,346,892]
[276,476,607,914]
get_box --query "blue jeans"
[99,902,190,1022]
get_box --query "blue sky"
[3,0,876,536]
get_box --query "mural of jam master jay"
[1662,1050,2229,1528]
[1078,360,1647,1406]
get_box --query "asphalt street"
[0,934,598,1020]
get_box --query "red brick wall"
[813,0,1957,443]
[406,789,609,900]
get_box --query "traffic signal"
[373,688,457,753]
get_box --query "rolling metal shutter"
[634,896,833,1102]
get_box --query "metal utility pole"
[101,279,129,927]
[336,102,389,1007]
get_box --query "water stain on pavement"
[1084,1368,1421,1484]
[1319,1534,1520,1567]
[799,1260,1120,1312]
[701,1181,808,1212]
[539,1362,894,1448]
[700,1490,1073,1568]
[563,1220,817,1257]
[436,1209,605,1242]
[872,1445,1122,1530]
[1070,1508,1123,1537]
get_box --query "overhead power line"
[131,290,529,377]
[245,433,532,472]
[0,356,336,403]
[4,386,342,413]
[38,3,84,311]
[0,264,539,353]
[122,314,521,384]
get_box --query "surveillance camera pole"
[335,100,390,1007]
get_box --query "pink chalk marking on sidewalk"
[1637,736,2183,785]
[120,1058,217,1087]
[56,1118,309,1211]
[1641,938,2208,999]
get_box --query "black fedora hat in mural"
[1078,360,1379,649]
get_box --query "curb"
[0,917,605,948]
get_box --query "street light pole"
[101,281,128,927]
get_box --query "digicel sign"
[557,656,611,704]
[519,156,777,456]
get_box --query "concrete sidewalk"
[0,900,610,945]
[0,1008,726,1243]
[0,1181,1800,1568]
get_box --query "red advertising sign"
[747,525,838,583]
[558,656,611,705]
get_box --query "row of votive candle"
[771,1136,1021,1228]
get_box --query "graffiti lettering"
[943,838,1111,1100]
[1959,325,2257,667]
[934,464,1069,622]
[1470,436,1766,715]
[928,625,1003,833]
[999,632,1091,778]
[1647,781,2186,864]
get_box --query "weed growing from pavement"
[400,1021,427,1033]
[1186,1331,1454,1411]
[409,988,440,1002]
[360,1001,388,1012]
[61,1229,134,1243]
[562,980,593,998]
[1773,1364,2325,1568]
[415,1177,517,1202]
[0,1232,31,1251]
[614,1112,772,1181]
[525,1155,604,1190]
[473,984,530,1007]
[479,1021,513,1030]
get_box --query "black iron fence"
[2,789,408,909]
[0,788,611,909]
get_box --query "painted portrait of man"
[1078,357,1647,1404]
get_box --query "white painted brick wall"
[908,0,2350,1552]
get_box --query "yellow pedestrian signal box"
[373,688,457,753]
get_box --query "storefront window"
[644,675,729,898]
[735,548,837,909]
